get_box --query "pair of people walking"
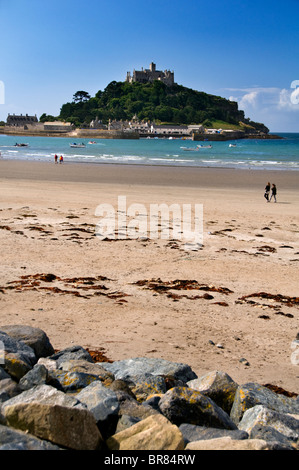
[264,182,277,202]
[54,154,63,164]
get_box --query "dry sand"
[0,160,298,392]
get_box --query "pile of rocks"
[0,325,298,450]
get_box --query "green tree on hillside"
[73,91,91,103]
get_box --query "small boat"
[181,144,213,151]
[229,144,236,147]
[70,143,86,148]
[88,141,97,144]
[14,143,29,147]
[181,146,199,151]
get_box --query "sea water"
[0,133,299,171]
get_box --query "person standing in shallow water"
[269,183,277,202]
[264,182,270,201]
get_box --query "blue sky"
[1,0,299,131]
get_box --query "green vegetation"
[39,114,57,123]
[45,80,269,133]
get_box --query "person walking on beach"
[264,182,270,201]
[269,183,277,202]
[59,155,63,164]
[54,154,58,164]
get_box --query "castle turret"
[125,62,175,86]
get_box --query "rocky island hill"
[56,80,272,139]
[1,72,279,140]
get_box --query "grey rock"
[185,436,293,450]
[0,424,61,450]
[124,373,167,402]
[115,391,158,421]
[47,369,99,393]
[0,367,10,381]
[115,414,141,433]
[101,357,197,383]
[49,345,94,366]
[143,395,162,412]
[187,370,238,414]
[0,325,55,359]
[238,404,299,444]
[231,383,299,424]
[19,364,48,391]
[0,331,37,380]
[37,357,58,371]
[249,424,295,450]
[76,380,119,422]
[159,386,237,429]
[3,402,103,450]
[108,379,136,399]
[106,413,184,451]
[59,359,114,383]
[1,324,297,451]
[1,384,84,417]
[179,423,248,445]
[0,378,21,403]
[239,358,250,366]
[76,381,120,438]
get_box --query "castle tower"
[125,63,175,86]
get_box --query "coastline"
[0,159,298,392]
[0,126,283,140]
[1,159,299,190]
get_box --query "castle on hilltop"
[126,62,175,87]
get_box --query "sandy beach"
[0,160,298,393]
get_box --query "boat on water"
[181,144,212,151]
[229,143,236,147]
[88,141,97,144]
[70,143,86,148]
[14,143,29,147]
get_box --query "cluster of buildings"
[4,113,73,134]
[3,113,241,140]
[107,118,205,137]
